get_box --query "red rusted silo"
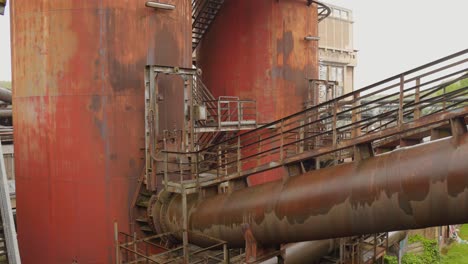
[11,0,191,263]
[198,0,319,185]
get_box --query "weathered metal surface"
[157,133,468,248]
[261,231,405,264]
[262,239,335,264]
[11,0,191,263]
[198,0,319,185]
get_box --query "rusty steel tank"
[11,0,191,263]
[197,0,319,185]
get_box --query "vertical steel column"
[332,102,338,164]
[414,78,421,119]
[223,243,229,263]
[351,92,361,138]
[373,233,377,263]
[182,186,189,263]
[237,137,242,176]
[398,75,405,127]
[114,222,120,264]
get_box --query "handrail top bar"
[197,49,468,150]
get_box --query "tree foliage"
[0,81,11,90]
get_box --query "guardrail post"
[414,78,421,119]
[218,100,221,130]
[182,186,189,264]
[179,153,183,183]
[195,153,200,188]
[164,152,168,187]
[399,75,404,128]
[223,243,229,264]
[217,146,221,178]
[133,232,137,262]
[257,134,261,167]
[280,120,284,162]
[237,137,242,176]
[238,100,241,129]
[299,119,305,154]
[332,103,338,147]
[351,92,361,138]
[114,221,120,264]
[443,85,447,111]
[332,102,338,165]
[373,233,377,263]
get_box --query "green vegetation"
[385,235,440,264]
[0,81,11,89]
[441,243,468,264]
[442,77,468,94]
[389,226,468,264]
[401,235,440,264]
[434,75,468,97]
[441,225,468,264]
[384,255,398,264]
[458,224,468,240]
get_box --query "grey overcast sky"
[0,1,467,88]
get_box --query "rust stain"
[198,0,317,186]
[12,0,192,263]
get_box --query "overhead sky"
[0,0,467,88]
[325,0,468,88]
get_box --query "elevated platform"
[160,49,468,193]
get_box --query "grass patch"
[440,225,468,264]
[441,243,468,264]
[458,225,468,240]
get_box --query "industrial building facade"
[318,3,357,103]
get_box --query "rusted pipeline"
[261,231,406,264]
[0,87,11,104]
[158,133,468,247]
[261,239,335,264]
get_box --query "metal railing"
[202,96,256,130]
[160,49,468,190]
[192,77,257,132]
[117,229,229,264]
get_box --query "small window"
[341,11,349,20]
[330,67,337,82]
[333,9,340,18]
[336,67,343,86]
[319,65,328,80]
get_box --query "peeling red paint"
[11,0,191,263]
[198,0,318,185]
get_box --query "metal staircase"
[307,0,332,22]
[191,0,331,52]
[192,0,225,51]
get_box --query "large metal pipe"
[156,133,468,248]
[0,87,12,104]
[0,109,11,118]
[261,240,335,264]
[261,231,406,264]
